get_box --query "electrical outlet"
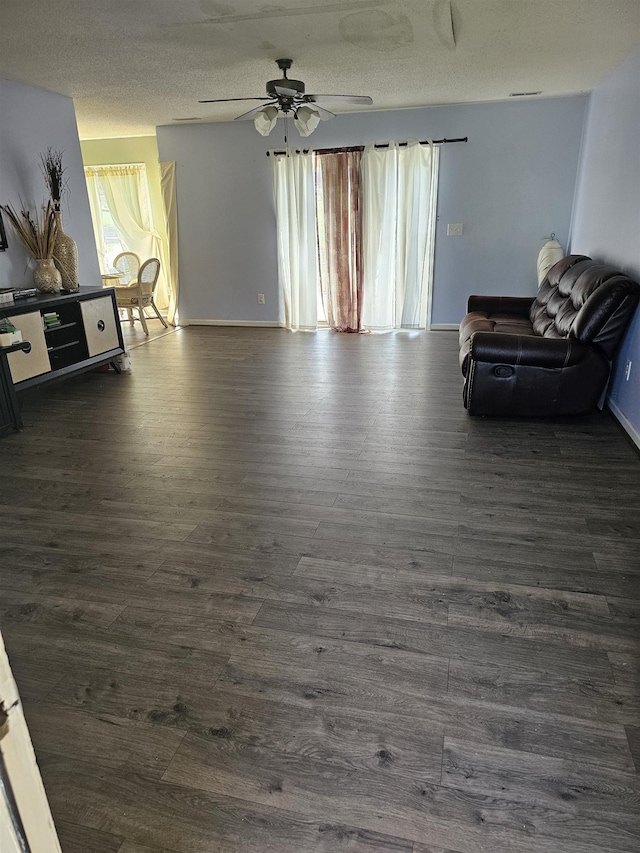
[447,223,463,236]
[624,360,632,381]
[257,294,265,304]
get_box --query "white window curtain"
[361,140,439,331]
[84,175,107,269]
[84,164,169,308]
[272,150,318,331]
[160,161,179,326]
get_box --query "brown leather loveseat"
[459,255,640,416]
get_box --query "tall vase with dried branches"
[1,201,62,292]
[41,148,79,291]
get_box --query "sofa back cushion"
[530,255,589,337]
[529,255,639,349]
[573,276,640,357]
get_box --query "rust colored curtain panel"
[315,151,363,332]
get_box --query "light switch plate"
[447,223,464,236]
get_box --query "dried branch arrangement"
[40,148,67,209]
[0,201,58,259]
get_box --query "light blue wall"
[156,95,586,325]
[0,78,100,290]
[157,120,281,325]
[569,49,640,444]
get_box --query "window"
[84,163,157,273]
[96,180,127,268]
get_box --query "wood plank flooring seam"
[157,732,637,853]
[438,731,446,787]
[157,732,431,848]
[624,726,640,773]
[250,599,269,626]
[55,817,125,853]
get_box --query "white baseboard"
[185,319,461,331]
[181,319,285,328]
[607,398,640,450]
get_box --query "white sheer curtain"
[84,171,107,270]
[272,150,318,331]
[361,140,439,331]
[160,161,179,326]
[84,164,169,308]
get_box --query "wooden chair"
[114,258,167,335]
[113,252,141,324]
[113,252,141,284]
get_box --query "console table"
[0,287,124,433]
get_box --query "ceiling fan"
[199,58,373,137]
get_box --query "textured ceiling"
[0,0,639,139]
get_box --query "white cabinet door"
[80,295,120,357]
[0,632,62,852]
[6,311,51,384]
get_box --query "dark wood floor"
[1,326,639,853]
[119,314,178,349]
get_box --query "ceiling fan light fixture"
[200,60,371,133]
[294,105,321,137]
[254,105,278,136]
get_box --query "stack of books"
[43,311,61,329]
[0,288,14,306]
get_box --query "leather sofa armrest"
[467,295,534,316]
[470,332,591,368]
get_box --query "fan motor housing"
[267,77,305,98]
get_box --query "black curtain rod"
[267,137,467,156]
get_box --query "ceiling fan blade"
[307,94,373,106]
[274,85,299,98]
[309,104,335,121]
[198,97,269,104]
[234,102,278,121]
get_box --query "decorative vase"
[53,210,79,291]
[33,258,62,293]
